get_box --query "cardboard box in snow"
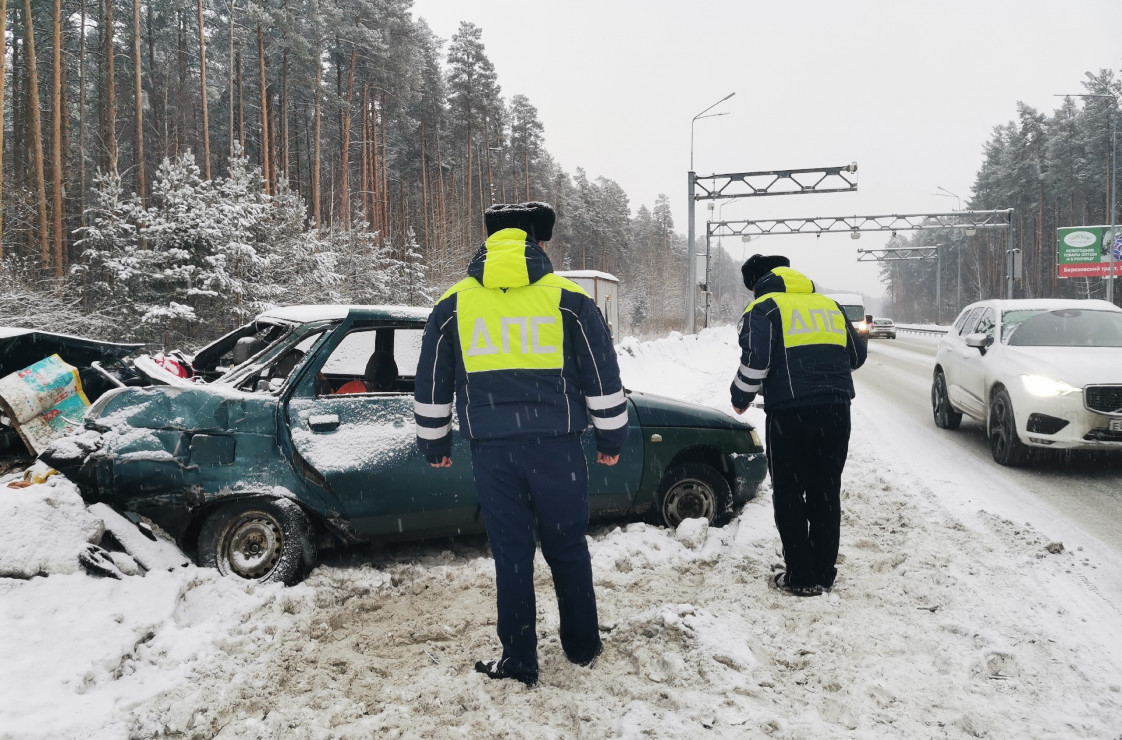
[0,354,91,455]
[556,270,619,340]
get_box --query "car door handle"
[308,413,340,432]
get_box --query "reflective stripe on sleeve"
[414,400,453,418]
[733,377,761,393]
[590,411,628,430]
[741,365,768,380]
[586,389,626,411]
[416,423,452,440]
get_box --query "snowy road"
[855,333,1122,614]
[856,334,1122,549]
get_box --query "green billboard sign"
[1056,225,1122,278]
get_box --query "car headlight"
[1019,374,1081,397]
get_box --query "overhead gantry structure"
[687,164,859,332]
[706,208,1019,306]
[707,208,1012,239]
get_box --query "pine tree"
[446,22,500,242]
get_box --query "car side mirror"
[964,332,989,351]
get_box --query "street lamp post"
[688,92,735,334]
[705,202,714,328]
[929,188,964,318]
[690,92,735,172]
[934,185,962,212]
[933,186,963,313]
[931,191,1016,302]
[703,200,738,328]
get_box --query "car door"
[942,307,981,412]
[581,400,645,515]
[955,306,997,417]
[284,319,480,538]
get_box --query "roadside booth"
[556,270,620,341]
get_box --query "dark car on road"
[44,305,768,584]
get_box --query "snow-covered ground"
[2,326,1121,739]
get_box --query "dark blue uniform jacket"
[414,229,628,462]
[731,267,867,412]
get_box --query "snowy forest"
[881,68,1122,323]
[0,0,1117,343]
[0,0,686,348]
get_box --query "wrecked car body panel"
[0,328,142,379]
[0,330,145,456]
[68,384,352,545]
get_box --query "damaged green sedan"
[43,305,767,585]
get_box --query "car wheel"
[78,543,125,580]
[198,498,316,585]
[657,463,732,528]
[931,370,962,430]
[989,389,1029,467]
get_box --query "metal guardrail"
[894,324,949,336]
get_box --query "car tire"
[656,463,733,528]
[198,498,317,585]
[931,370,963,430]
[78,543,126,579]
[989,388,1029,467]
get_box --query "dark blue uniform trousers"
[765,403,851,590]
[470,434,601,680]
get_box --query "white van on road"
[825,293,869,339]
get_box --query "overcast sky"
[410,0,1122,302]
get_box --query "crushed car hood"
[90,384,276,433]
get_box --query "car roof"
[256,304,432,324]
[556,269,620,282]
[961,298,1121,315]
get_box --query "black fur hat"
[484,202,556,241]
[741,254,791,290]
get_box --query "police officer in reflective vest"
[730,255,867,596]
[414,202,627,686]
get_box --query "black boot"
[474,659,538,687]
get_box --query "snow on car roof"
[824,293,864,305]
[556,270,620,282]
[982,298,1121,313]
[256,304,432,323]
[0,326,141,347]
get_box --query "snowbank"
[0,469,103,578]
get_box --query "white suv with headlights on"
[931,298,1122,465]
